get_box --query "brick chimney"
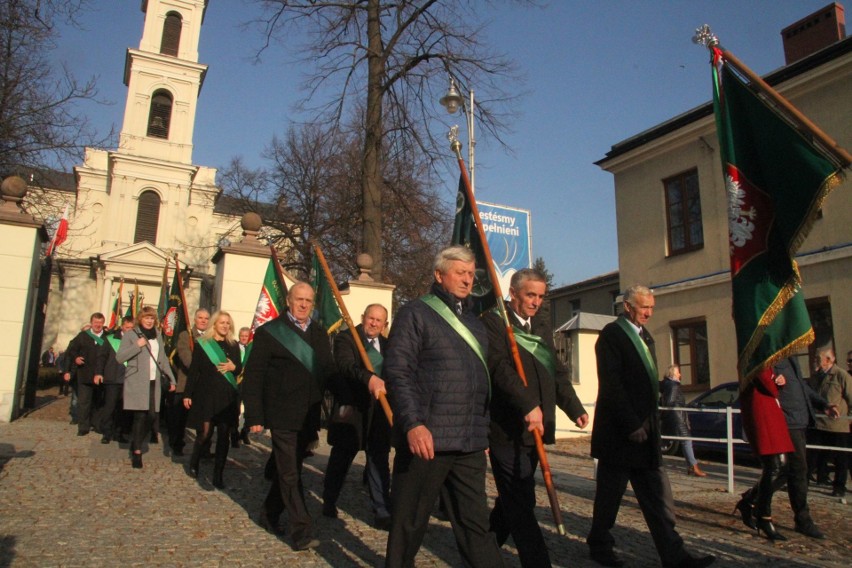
[782,2,846,64]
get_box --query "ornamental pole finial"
[448,126,462,156]
[692,24,719,50]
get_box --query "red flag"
[46,205,69,256]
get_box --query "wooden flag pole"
[312,241,393,426]
[694,26,851,167]
[173,254,194,353]
[451,139,566,536]
[159,258,170,318]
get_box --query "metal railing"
[660,406,852,493]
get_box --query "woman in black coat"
[660,365,706,477]
[184,311,242,488]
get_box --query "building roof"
[19,168,77,193]
[597,35,852,165]
[550,270,619,298]
[555,311,617,333]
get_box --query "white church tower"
[45,1,240,350]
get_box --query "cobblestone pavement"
[0,389,849,567]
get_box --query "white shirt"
[147,337,160,381]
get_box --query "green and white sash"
[264,318,318,377]
[511,324,557,378]
[106,334,127,367]
[365,339,384,377]
[421,294,489,381]
[615,317,659,403]
[86,329,104,346]
[198,337,238,391]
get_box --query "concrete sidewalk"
[0,390,848,567]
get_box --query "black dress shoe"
[131,453,143,469]
[150,432,159,444]
[321,504,338,519]
[590,549,624,567]
[258,510,285,536]
[293,536,320,551]
[171,446,184,456]
[795,522,826,539]
[101,436,110,444]
[240,428,251,445]
[77,430,89,437]
[756,518,787,541]
[831,488,846,497]
[733,497,756,529]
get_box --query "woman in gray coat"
[117,306,176,469]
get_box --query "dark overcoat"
[327,325,390,450]
[65,330,104,385]
[483,310,586,446]
[590,317,663,469]
[241,313,333,432]
[185,338,243,428]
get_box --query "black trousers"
[786,429,811,525]
[130,381,158,453]
[95,384,124,439]
[488,442,551,567]
[323,425,392,518]
[76,382,96,434]
[167,392,189,450]
[588,461,687,565]
[385,448,504,568]
[264,429,313,544]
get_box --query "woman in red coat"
[738,366,794,540]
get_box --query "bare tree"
[251,0,522,280]
[0,0,110,180]
[219,122,450,304]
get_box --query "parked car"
[661,381,749,456]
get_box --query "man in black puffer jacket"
[384,245,504,568]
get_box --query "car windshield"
[693,384,738,407]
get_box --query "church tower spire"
[119,0,209,165]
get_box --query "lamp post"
[440,77,476,194]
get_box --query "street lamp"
[440,77,476,194]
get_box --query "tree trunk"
[362,0,384,280]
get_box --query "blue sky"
[51,0,833,286]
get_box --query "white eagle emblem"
[726,174,758,251]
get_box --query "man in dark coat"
[384,245,504,568]
[483,268,588,567]
[63,313,107,436]
[322,303,392,528]
[168,308,209,455]
[243,281,333,551]
[93,316,134,444]
[587,286,714,568]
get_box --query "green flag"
[108,281,123,330]
[311,253,343,335]
[162,267,188,359]
[243,256,290,364]
[452,175,495,315]
[711,56,844,386]
[249,257,288,334]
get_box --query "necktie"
[523,321,531,333]
[370,338,379,353]
[455,302,463,316]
